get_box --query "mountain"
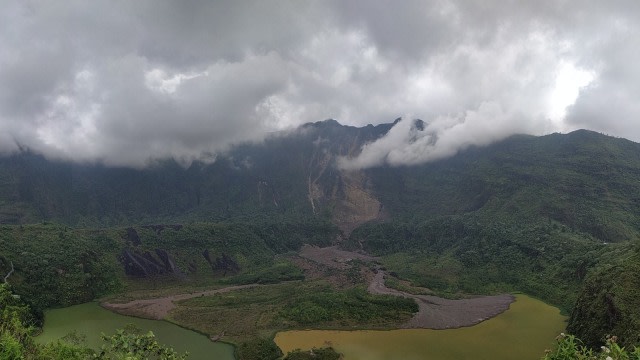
[0,120,394,231]
[3,121,640,242]
[1,119,640,346]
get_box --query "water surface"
[275,294,565,360]
[36,302,235,360]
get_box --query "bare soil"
[298,244,378,269]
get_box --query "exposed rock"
[124,227,141,246]
[155,248,183,276]
[118,248,183,278]
[202,249,240,276]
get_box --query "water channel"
[36,302,235,360]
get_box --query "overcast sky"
[1,1,639,167]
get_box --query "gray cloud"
[0,1,639,167]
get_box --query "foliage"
[284,347,342,360]
[348,216,607,311]
[282,286,418,325]
[0,224,122,312]
[568,244,640,348]
[94,328,188,360]
[170,281,417,343]
[0,284,39,359]
[219,260,305,285]
[542,334,640,360]
[0,221,338,312]
[235,338,282,360]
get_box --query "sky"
[1,1,639,168]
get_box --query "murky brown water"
[275,294,565,360]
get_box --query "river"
[275,294,566,360]
[35,302,235,360]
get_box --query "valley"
[2,120,640,358]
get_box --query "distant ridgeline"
[1,120,640,347]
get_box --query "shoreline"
[367,269,515,329]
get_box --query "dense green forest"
[2,120,640,355]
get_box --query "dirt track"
[102,284,259,320]
[368,270,514,329]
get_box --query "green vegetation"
[346,216,609,312]
[0,222,336,313]
[568,244,640,348]
[235,338,283,360]
[542,334,640,360]
[282,286,417,326]
[170,281,416,344]
[283,348,341,360]
[0,224,122,312]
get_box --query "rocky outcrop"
[118,248,182,277]
[202,249,240,276]
[124,227,141,246]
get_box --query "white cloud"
[0,1,638,167]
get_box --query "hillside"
[1,120,640,347]
[2,123,640,243]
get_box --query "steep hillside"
[366,130,640,243]
[2,123,640,244]
[0,120,392,231]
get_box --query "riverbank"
[368,269,514,329]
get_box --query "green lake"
[36,302,235,360]
[275,294,566,360]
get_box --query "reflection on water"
[275,294,566,360]
[36,302,235,360]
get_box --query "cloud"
[0,1,639,167]
[339,103,533,169]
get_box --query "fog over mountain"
[1,1,639,167]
